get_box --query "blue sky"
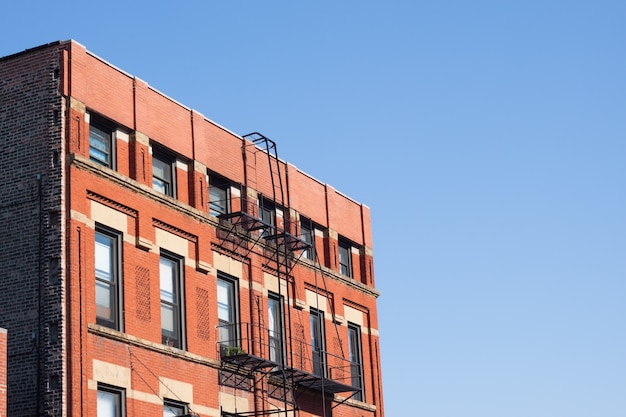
[3,1,625,416]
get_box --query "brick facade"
[0,42,66,417]
[0,328,7,417]
[0,41,383,417]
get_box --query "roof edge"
[0,40,70,63]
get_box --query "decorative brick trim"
[87,190,138,218]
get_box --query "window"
[152,150,175,197]
[209,173,231,217]
[338,239,352,278]
[268,293,284,366]
[310,309,326,377]
[97,385,124,417]
[95,227,122,330]
[259,197,276,237]
[160,253,184,348]
[348,323,364,401]
[217,273,239,351]
[163,399,187,417]
[89,116,114,168]
[300,217,314,260]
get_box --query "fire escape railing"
[216,322,361,395]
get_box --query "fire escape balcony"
[215,208,312,258]
[216,322,361,395]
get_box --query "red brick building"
[0,40,383,417]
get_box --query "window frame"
[217,272,240,351]
[89,114,116,169]
[163,398,188,417]
[348,323,365,401]
[97,383,125,417]
[267,292,285,366]
[159,251,185,349]
[338,238,353,278]
[259,196,276,237]
[208,172,231,217]
[310,308,326,377]
[152,148,176,198]
[300,216,315,260]
[94,225,123,331]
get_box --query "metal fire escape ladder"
[214,132,306,417]
[244,132,295,417]
[216,133,356,417]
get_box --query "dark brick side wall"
[0,328,7,417]
[0,43,66,417]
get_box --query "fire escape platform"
[263,231,311,252]
[221,352,278,372]
[222,410,285,417]
[270,367,358,394]
[218,212,266,232]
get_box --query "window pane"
[301,219,313,260]
[161,303,176,333]
[152,158,169,180]
[268,298,277,334]
[90,131,109,151]
[96,281,113,320]
[95,234,113,281]
[97,390,119,417]
[153,178,168,194]
[160,255,182,348]
[153,155,173,196]
[95,230,119,330]
[217,279,232,321]
[210,186,227,216]
[268,296,283,364]
[217,277,237,347]
[90,125,111,166]
[160,258,176,302]
[310,309,325,376]
[218,304,230,322]
[348,325,363,400]
[219,325,232,345]
[339,242,352,277]
[164,402,185,417]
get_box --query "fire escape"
[214,133,360,417]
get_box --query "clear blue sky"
[2,1,625,416]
